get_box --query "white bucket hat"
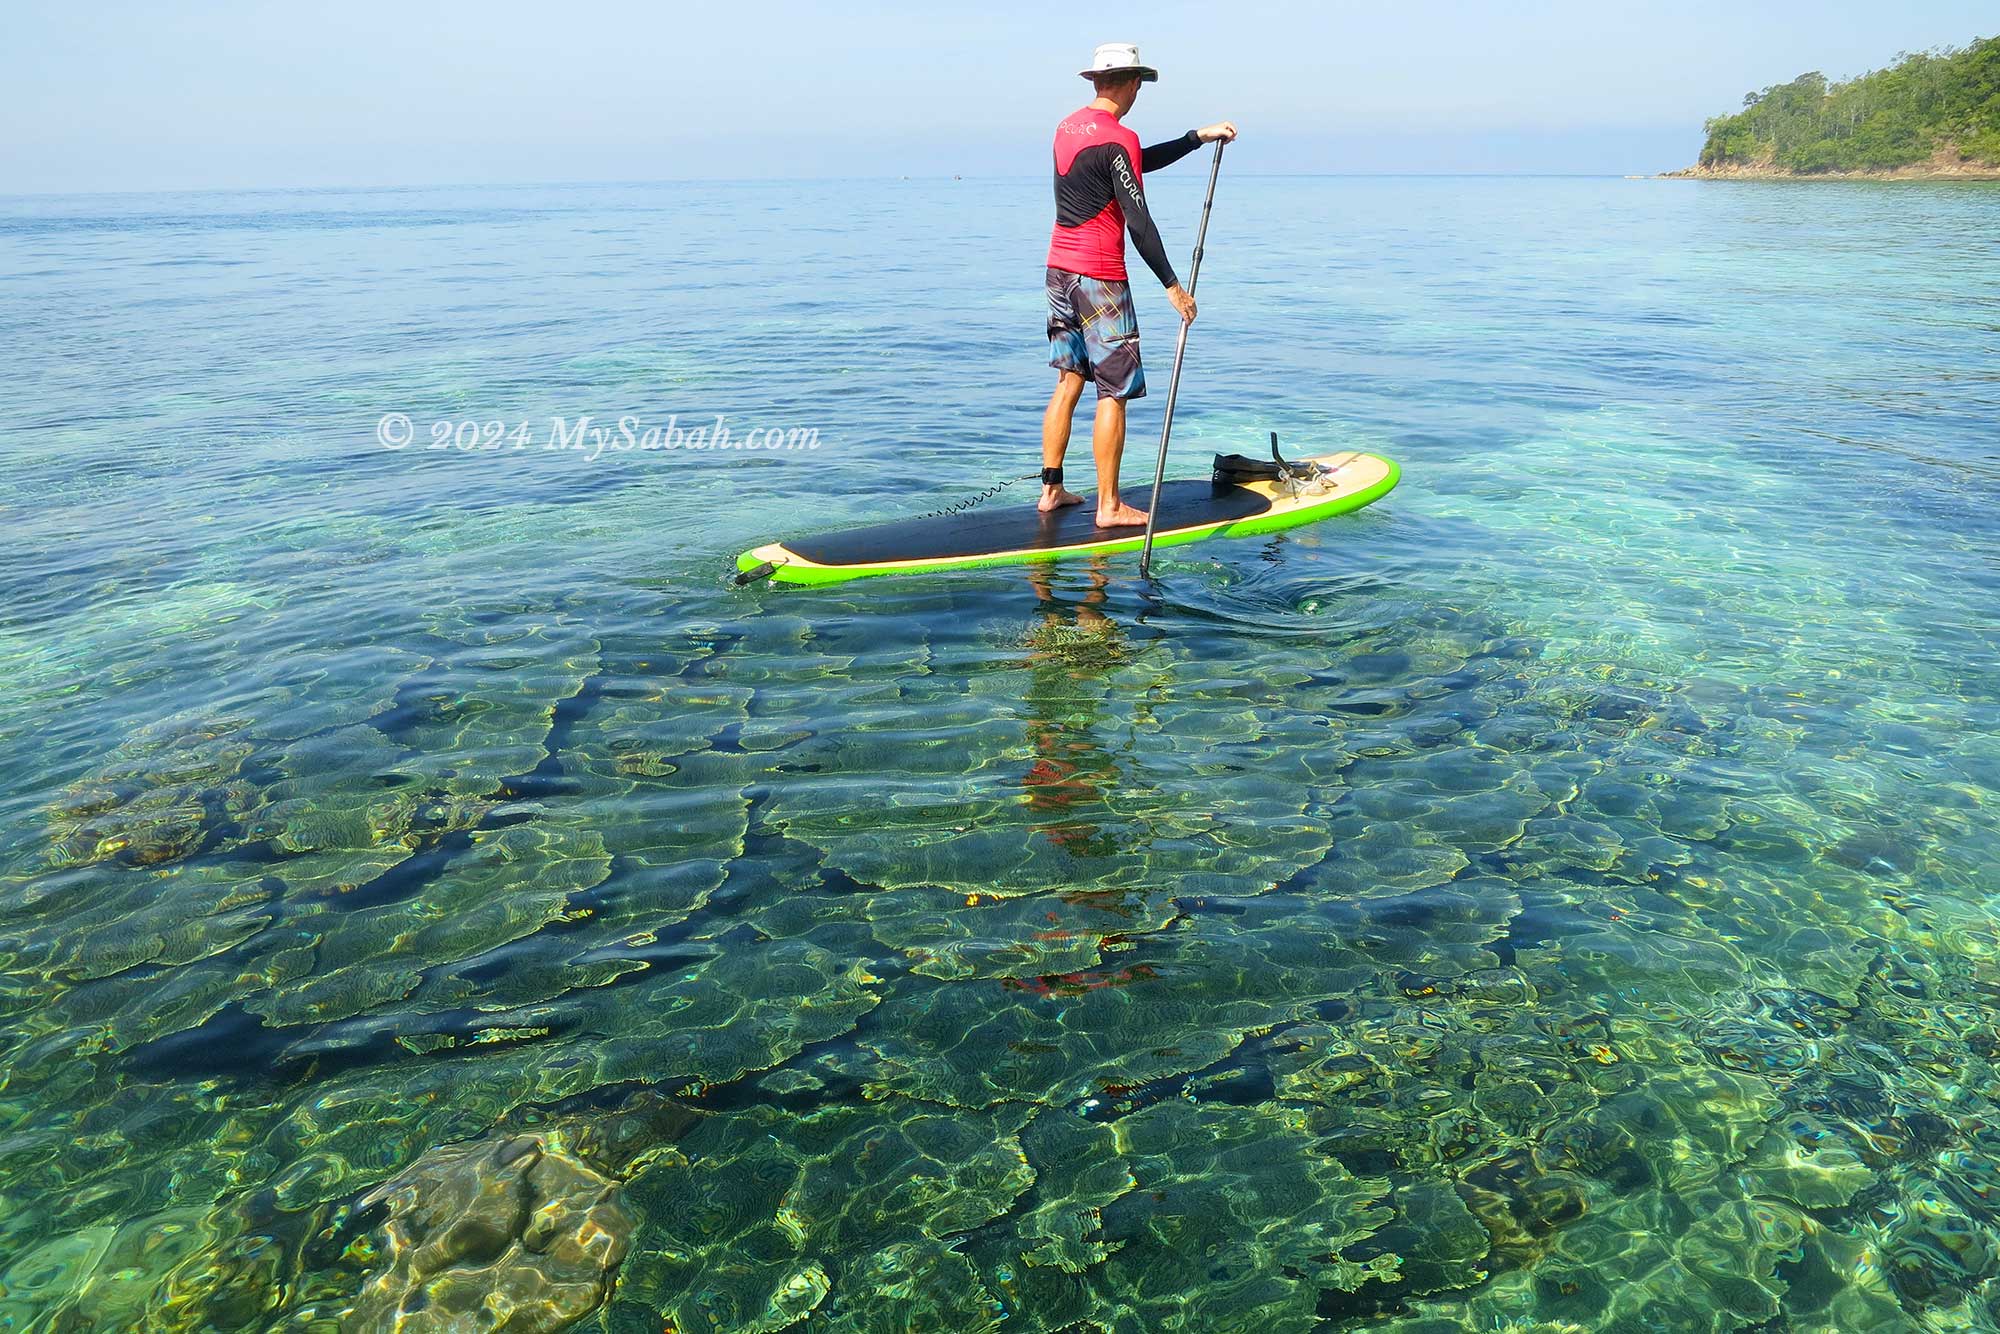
[1078,42,1159,83]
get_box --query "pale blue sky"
[3,1,1993,192]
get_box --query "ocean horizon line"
[1,171,1690,203]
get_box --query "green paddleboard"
[737,450,1398,586]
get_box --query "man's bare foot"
[1095,501,1148,528]
[1038,486,1084,512]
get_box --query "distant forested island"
[1671,35,1999,178]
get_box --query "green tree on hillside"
[1699,35,2000,171]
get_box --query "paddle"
[1137,139,1225,578]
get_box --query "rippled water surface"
[3,176,1999,1332]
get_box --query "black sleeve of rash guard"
[1141,130,1202,172]
[1107,142,1179,290]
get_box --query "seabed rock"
[343,1133,632,1334]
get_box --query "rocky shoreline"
[1662,149,2000,181]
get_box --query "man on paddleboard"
[1040,43,1236,526]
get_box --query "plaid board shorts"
[1046,266,1146,400]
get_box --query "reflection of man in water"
[1019,563,1127,854]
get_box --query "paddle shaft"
[1137,139,1225,578]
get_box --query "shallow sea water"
[2,175,1999,1332]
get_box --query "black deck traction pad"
[784,478,1274,566]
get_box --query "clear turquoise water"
[2,176,1998,1332]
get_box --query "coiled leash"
[907,468,1052,523]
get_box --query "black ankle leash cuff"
[1041,467,1064,487]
